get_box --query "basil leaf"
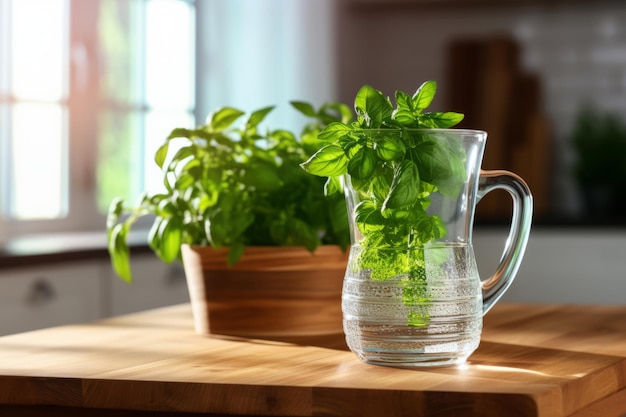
[182,158,202,180]
[174,173,195,190]
[154,142,169,169]
[320,102,353,124]
[207,107,245,131]
[347,147,377,181]
[227,242,246,267]
[328,197,350,250]
[156,217,182,263]
[288,217,320,251]
[206,202,254,248]
[290,101,317,117]
[106,197,124,231]
[392,90,416,125]
[246,106,275,129]
[167,127,193,140]
[269,213,288,244]
[169,145,196,169]
[300,144,348,177]
[318,122,352,141]
[108,222,132,282]
[354,85,392,128]
[412,80,437,112]
[395,90,414,113]
[412,135,466,198]
[419,112,464,128]
[243,158,284,191]
[382,159,420,210]
[369,173,392,202]
[412,137,451,183]
[324,176,342,196]
[359,245,408,281]
[355,200,385,233]
[437,152,466,198]
[413,215,447,244]
[392,109,415,125]
[375,136,407,161]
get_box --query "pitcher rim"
[349,128,487,136]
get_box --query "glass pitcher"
[341,128,532,367]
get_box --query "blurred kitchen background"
[0,0,625,335]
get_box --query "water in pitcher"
[342,244,483,367]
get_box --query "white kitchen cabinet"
[0,249,191,335]
[109,253,190,316]
[0,261,106,336]
[474,228,626,305]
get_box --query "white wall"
[196,0,337,133]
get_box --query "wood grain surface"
[0,303,625,417]
[181,245,348,337]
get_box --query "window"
[1,0,68,225]
[0,0,196,238]
[0,0,337,242]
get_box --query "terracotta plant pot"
[181,244,349,338]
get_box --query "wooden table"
[0,303,625,417]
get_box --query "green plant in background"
[572,106,626,218]
[107,102,352,282]
[301,81,465,326]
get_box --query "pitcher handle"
[477,170,533,315]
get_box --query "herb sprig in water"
[301,81,466,326]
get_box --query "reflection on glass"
[12,103,66,219]
[11,0,66,101]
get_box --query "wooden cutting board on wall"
[446,35,551,221]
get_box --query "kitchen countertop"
[0,302,625,416]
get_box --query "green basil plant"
[107,102,352,282]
